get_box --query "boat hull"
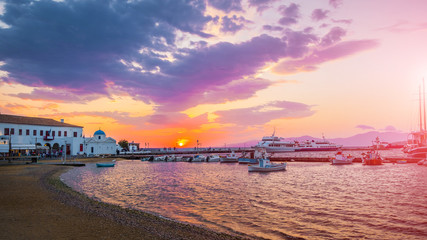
[248,163,287,172]
[96,163,115,167]
[331,159,353,165]
[238,158,258,164]
[363,159,383,165]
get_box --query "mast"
[423,78,426,134]
[419,85,423,132]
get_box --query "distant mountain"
[229,131,408,147]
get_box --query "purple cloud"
[320,27,346,47]
[278,3,300,26]
[263,25,284,31]
[214,100,314,125]
[248,0,278,13]
[329,0,343,9]
[356,125,375,130]
[377,21,427,33]
[311,9,329,21]
[273,39,379,74]
[208,0,243,13]
[383,125,398,132]
[282,28,318,58]
[221,15,251,34]
[332,18,353,24]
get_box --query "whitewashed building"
[0,114,84,155]
[84,129,116,155]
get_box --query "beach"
[0,159,250,240]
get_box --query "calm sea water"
[62,155,426,239]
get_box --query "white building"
[0,114,84,156]
[84,129,116,155]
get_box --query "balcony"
[43,136,54,141]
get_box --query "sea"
[61,150,427,240]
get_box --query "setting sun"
[176,139,189,147]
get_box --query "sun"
[176,138,189,147]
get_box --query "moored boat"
[96,159,116,167]
[238,151,258,164]
[207,155,220,162]
[248,158,286,172]
[220,151,239,163]
[330,152,354,165]
[361,150,383,165]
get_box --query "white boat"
[207,155,220,162]
[190,155,207,162]
[295,136,342,151]
[255,132,296,153]
[220,151,239,163]
[330,152,354,165]
[361,150,383,165]
[248,158,287,172]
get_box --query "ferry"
[295,137,342,152]
[255,133,296,153]
[255,132,341,152]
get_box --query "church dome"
[94,129,106,136]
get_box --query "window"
[26,129,30,136]
[40,130,43,136]
[73,132,77,137]
[19,129,22,135]
[11,128,14,135]
[64,131,67,137]
[98,136,101,140]
[58,131,61,137]
[33,130,37,136]
[80,144,83,151]
[46,130,50,136]
[52,131,55,136]
[4,128,9,135]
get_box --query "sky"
[1,0,427,148]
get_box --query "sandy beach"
[0,159,250,240]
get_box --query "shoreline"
[0,159,262,240]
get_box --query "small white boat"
[248,158,286,172]
[190,155,207,162]
[330,152,354,165]
[220,151,239,163]
[207,155,220,162]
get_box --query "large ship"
[255,132,341,152]
[294,136,342,151]
[255,133,296,153]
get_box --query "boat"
[295,135,342,151]
[207,155,220,162]
[255,130,296,152]
[248,158,287,172]
[96,159,116,167]
[190,154,207,162]
[220,151,239,163]
[404,80,427,158]
[330,152,354,165]
[238,150,264,164]
[396,160,407,164]
[361,150,383,165]
[417,159,427,165]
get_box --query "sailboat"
[404,79,427,158]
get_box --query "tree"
[118,139,129,151]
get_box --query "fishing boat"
[330,152,354,165]
[361,150,383,165]
[248,158,287,172]
[96,160,116,167]
[220,151,239,163]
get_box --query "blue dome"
[94,129,106,135]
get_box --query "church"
[84,129,117,156]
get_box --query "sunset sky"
[1,0,427,148]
